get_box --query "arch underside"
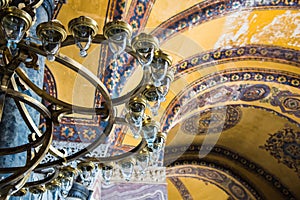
[42,0,300,199]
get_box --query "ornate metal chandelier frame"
[0,0,174,198]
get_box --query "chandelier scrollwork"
[0,0,173,199]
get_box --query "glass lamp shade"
[1,7,32,47]
[126,96,147,127]
[80,166,92,180]
[160,70,174,102]
[29,185,46,200]
[136,148,151,174]
[108,32,127,58]
[142,117,160,146]
[119,158,135,181]
[68,16,99,57]
[2,15,26,44]
[78,167,93,187]
[150,51,172,87]
[60,177,74,198]
[36,20,67,61]
[77,161,95,187]
[125,113,142,138]
[143,85,161,102]
[153,132,167,151]
[46,180,61,200]
[78,161,95,178]
[151,58,168,87]
[129,103,145,125]
[58,166,77,197]
[131,33,159,68]
[142,125,158,146]
[103,20,132,57]
[101,165,114,184]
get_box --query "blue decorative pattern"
[239,84,271,101]
[175,45,300,75]
[181,105,242,135]
[151,0,300,42]
[167,163,261,200]
[168,177,193,200]
[165,145,296,199]
[260,128,300,178]
[161,68,300,132]
[270,90,300,117]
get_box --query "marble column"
[0,0,54,198]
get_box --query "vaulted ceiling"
[46,0,300,199]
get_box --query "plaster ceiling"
[44,0,300,199]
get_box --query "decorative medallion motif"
[269,90,300,117]
[61,127,75,139]
[260,128,300,177]
[178,85,239,118]
[239,84,270,101]
[82,129,97,141]
[228,182,248,200]
[181,105,242,135]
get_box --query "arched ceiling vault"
[45,0,300,199]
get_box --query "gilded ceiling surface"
[44,0,300,199]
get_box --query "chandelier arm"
[53,53,113,117]
[60,34,141,60]
[111,73,146,106]
[38,34,151,106]
[17,43,113,114]
[0,87,8,123]
[84,117,147,162]
[4,87,51,117]
[1,172,31,199]
[25,0,43,9]
[15,68,109,119]
[35,126,111,170]
[0,89,53,195]
[61,34,106,47]
[35,101,115,170]
[85,139,147,163]
[24,168,59,188]
[0,133,47,155]
[10,74,66,159]
[16,43,118,170]
[0,166,27,173]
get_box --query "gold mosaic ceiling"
[47,0,300,199]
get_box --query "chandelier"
[0,0,174,199]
